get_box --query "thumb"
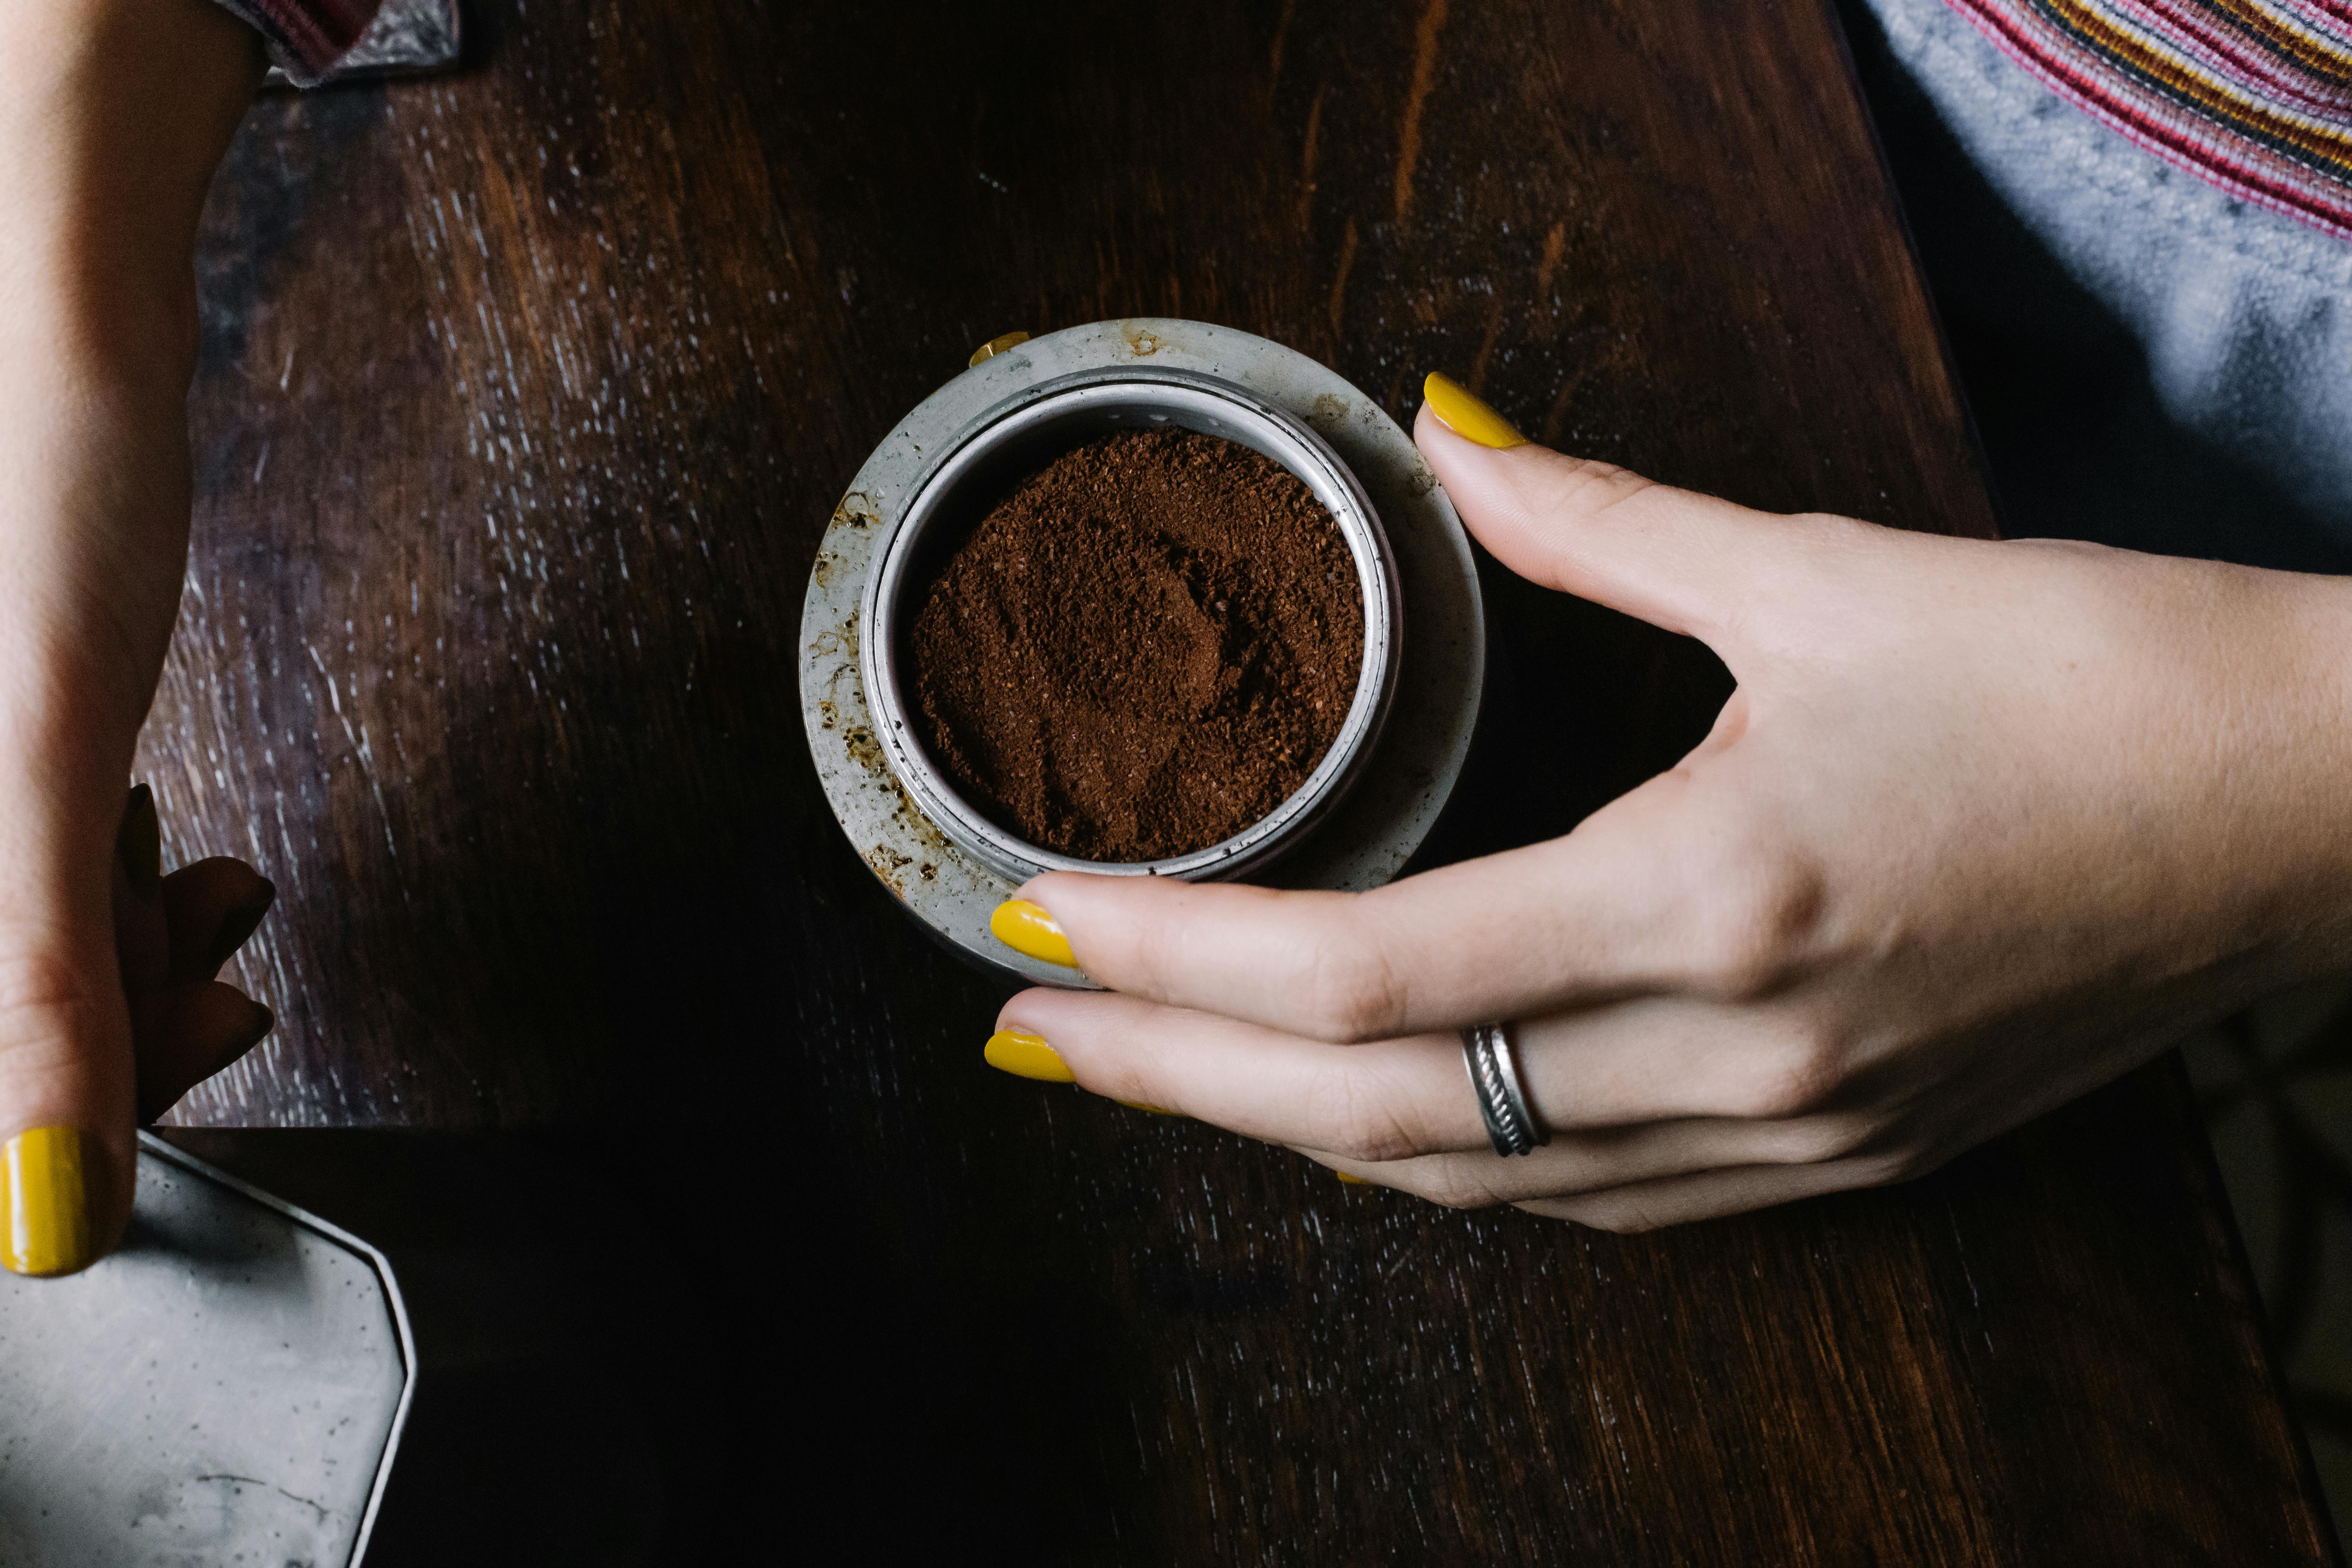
[1414,372,1801,651]
[0,787,142,1279]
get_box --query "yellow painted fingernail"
[990,898,1076,968]
[2,1127,93,1277]
[968,330,1031,368]
[118,784,161,899]
[1336,1170,1371,1185]
[1116,1100,1182,1117]
[1423,372,1527,449]
[985,1029,1076,1083]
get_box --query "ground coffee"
[908,427,1365,862]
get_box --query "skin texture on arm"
[0,0,278,1274]
[985,375,2352,1230]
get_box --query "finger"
[1014,762,1772,1040]
[1414,385,1833,653]
[997,987,1455,1156]
[131,980,273,1125]
[1296,1104,1877,1209]
[111,784,168,993]
[0,927,134,1278]
[995,986,1861,1162]
[161,857,274,987]
[1511,1156,1902,1232]
[6,787,156,1278]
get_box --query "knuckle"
[1566,1194,1665,1234]
[1303,1066,1427,1166]
[1414,1170,1511,1213]
[1778,1112,1883,1165]
[1730,1022,1849,1120]
[1293,930,1409,1044]
[1125,912,1192,998]
[1857,1143,1941,1189]
[1687,840,1826,1001]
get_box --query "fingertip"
[223,1000,274,1069]
[994,985,1056,1036]
[993,983,1118,1051]
[0,1125,99,1278]
[1003,872,1200,979]
[1413,401,1589,568]
[133,983,275,1125]
[1420,372,1530,449]
[1013,869,1171,922]
[207,883,276,972]
[160,859,279,986]
[1414,421,1755,643]
[989,897,1075,968]
[982,1029,1076,1083]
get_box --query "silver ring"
[1461,1022,1547,1157]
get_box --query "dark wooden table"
[157,0,2338,1560]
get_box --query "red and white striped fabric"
[210,0,379,86]
[1946,1,2352,240]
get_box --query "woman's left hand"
[980,377,2352,1231]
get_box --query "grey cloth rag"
[1843,0,2352,574]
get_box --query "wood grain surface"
[156,0,2336,1560]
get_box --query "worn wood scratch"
[1298,88,1325,235]
[1327,216,1358,344]
[1394,0,1450,226]
[1469,288,1505,391]
[1536,218,1568,300]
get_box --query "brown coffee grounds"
[908,427,1364,862]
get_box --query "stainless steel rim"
[860,367,1403,883]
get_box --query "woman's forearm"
[0,0,261,821]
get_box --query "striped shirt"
[1947,2,2352,240]
[227,0,2352,250]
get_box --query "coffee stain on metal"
[844,724,887,777]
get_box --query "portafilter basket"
[859,368,1404,884]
